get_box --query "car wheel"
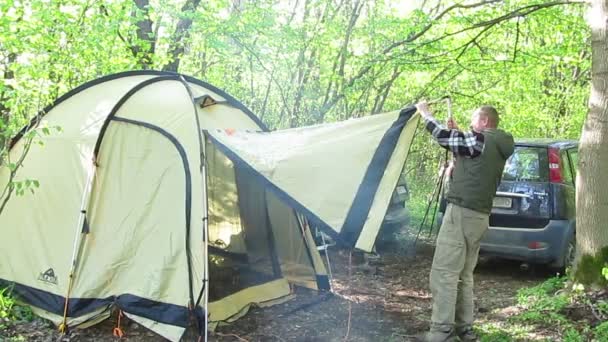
[563,237,576,270]
[550,236,575,274]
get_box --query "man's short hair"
[477,105,500,127]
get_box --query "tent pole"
[319,228,333,283]
[296,213,333,288]
[264,192,283,278]
[59,157,96,333]
[178,76,209,341]
[201,136,209,342]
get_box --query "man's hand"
[415,102,433,118]
[447,118,459,130]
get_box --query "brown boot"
[413,328,457,342]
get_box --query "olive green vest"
[445,128,514,214]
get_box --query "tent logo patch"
[38,268,58,285]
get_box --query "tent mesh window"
[207,144,281,301]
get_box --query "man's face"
[470,111,488,132]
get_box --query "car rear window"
[502,146,548,182]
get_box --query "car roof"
[514,138,578,149]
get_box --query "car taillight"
[548,148,562,183]
[528,241,548,249]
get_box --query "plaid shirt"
[423,116,485,158]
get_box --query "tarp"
[207,107,419,252]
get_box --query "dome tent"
[0,70,418,340]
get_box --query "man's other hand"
[447,118,459,130]
[415,102,433,118]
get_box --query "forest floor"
[3,235,570,342]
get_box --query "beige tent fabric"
[0,74,209,341]
[126,313,186,342]
[70,79,205,342]
[74,78,204,301]
[0,137,87,299]
[208,278,291,323]
[355,112,420,251]
[197,103,262,130]
[0,71,414,341]
[206,110,419,252]
[0,75,172,332]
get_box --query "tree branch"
[385,0,502,53]
[415,1,583,51]
[513,15,521,62]
[319,0,583,117]
[0,130,37,215]
[230,37,292,118]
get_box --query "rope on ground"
[213,332,250,342]
[343,250,353,341]
[112,310,125,338]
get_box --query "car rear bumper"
[480,219,571,265]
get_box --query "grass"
[476,322,533,341]
[475,273,608,341]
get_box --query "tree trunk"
[0,9,20,143]
[372,66,401,114]
[131,0,156,69]
[0,52,16,124]
[574,0,608,285]
[162,0,202,72]
[289,0,317,127]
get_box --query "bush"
[0,287,33,330]
[1,287,16,331]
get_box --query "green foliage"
[594,321,608,341]
[0,287,15,322]
[518,274,565,297]
[511,275,572,327]
[0,287,33,332]
[0,0,591,131]
[478,274,608,341]
[1,1,592,221]
[597,300,608,317]
[563,328,584,342]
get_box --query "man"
[414,102,514,342]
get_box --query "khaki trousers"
[429,203,489,331]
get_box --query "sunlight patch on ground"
[393,288,431,299]
[477,307,556,341]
